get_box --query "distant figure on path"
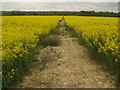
[62,16,65,20]
[58,16,66,32]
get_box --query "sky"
[1,0,119,2]
[1,0,119,12]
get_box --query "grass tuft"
[39,35,61,47]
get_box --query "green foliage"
[2,51,36,88]
[39,35,61,47]
[50,29,61,35]
[67,26,78,37]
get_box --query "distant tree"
[1,11,118,17]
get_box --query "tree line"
[2,11,119,17]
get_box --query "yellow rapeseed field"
[2,16,61,87]
[2,16,119,87]
[65,16,119,64]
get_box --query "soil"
[15,19,116,88]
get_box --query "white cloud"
[2,2,118,12]
[1,0,119,2]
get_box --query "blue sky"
[1,0,119,12]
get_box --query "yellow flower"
[115,59,118,62]
[10,76,12,78]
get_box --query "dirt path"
[16,20,116,88]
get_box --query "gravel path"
[16,19,116,88]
